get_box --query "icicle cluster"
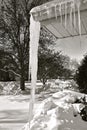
[44,0,82,35]
[55,0,81,35]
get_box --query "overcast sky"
[54,35,87,62]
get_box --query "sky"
[54,35,87,62]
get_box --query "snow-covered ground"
[0,87,87,130]
[0,95,41,130]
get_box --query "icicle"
[77,2,81,36]
[70,3,73,30]
[75,0,82,51]
[65,3,67,28]
[59,4,62,24]
[29,14,40,127]
[46,9,50,17]
[77,3,82,51]
[73,3,76,29]
[74,0,81,35]
[54,5,57,20]
[46,8,51,18]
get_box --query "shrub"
[75,55,87,94]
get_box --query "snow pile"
[50,82,62,92]
[0,82,21,95]
[23,90,87,130]
[0,84,3,93]
[49,79,78,93]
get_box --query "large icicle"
[54,5,57,20]
[73,2,76,29]
[65,3,67,28]
[75,0,82,49]
[74,0,81,35]
[77,3,82,50]
[77,2,81,36]
[70,2,73,30]
[59,4,62,24]
[29,14,40,127]
[46,7,51,18]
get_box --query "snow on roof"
[30,0,87,39]
[30,0,72,13]
[30,0,87,22]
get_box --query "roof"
[30,0,87,39]
[30,0,87,21]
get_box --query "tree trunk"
[20,64,25,91]
[42,78,47,85]
[20,74,25,91]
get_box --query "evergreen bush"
[75,55,87,93]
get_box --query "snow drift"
[22,90,87,130]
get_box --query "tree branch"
[0,69,21,77]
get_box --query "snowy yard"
[0,95,41,130]
[0,95,28,130]
[0,87,87,130]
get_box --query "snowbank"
[49,79,78,93]
[0,82,20,95]
[22,90,87,130]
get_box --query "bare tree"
[0,0,30,90]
